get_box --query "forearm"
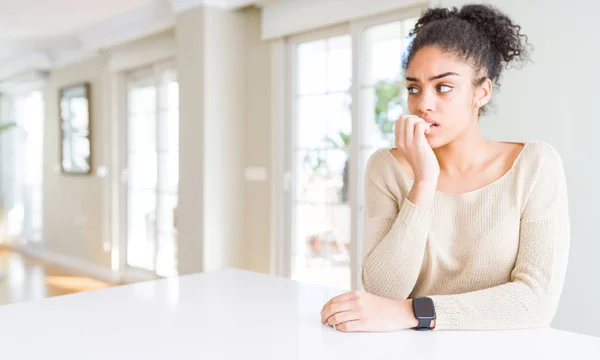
[361,192,434,299]
[429,280,561,331]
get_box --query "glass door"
[124,63,179,277]
[290,33,353,290]
[0,91,44,245]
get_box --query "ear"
[474,78,493,108]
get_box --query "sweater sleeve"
[429,147,570,330]
[360,151,434,299]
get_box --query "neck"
[433,121,490,174]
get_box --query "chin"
[426,136,442,149]
[426,135,452,150]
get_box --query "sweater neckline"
[384,141,531,197]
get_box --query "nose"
[416,89,436,114]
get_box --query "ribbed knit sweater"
[360,141,570,330]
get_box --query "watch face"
[414,298,436,318]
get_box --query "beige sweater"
[360,141,570,331]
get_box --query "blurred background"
[0,0,598,338]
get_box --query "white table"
[0,269,598,359]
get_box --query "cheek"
[441,91,473,116]
[407,96,417,114]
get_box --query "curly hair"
[404,4,532,92]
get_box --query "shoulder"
[518,141,568,204]
[520,141,565,172]
[364,148,410,194]
[518,142,569,219]
[365,148,395,178]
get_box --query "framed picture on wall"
[59,82,92,175]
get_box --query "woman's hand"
[320,291,417,332]
[395,115,440,184]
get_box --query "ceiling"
[0,0,279,80]
[0,0,162,62]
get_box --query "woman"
[320,4,570,331]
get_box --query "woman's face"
[405,45,490,149]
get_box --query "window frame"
[276,6,426,290]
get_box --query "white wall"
[437,0,599,337]
[43,56,112,268]
[175,6,208,275]
[243,8,272,274]
[177,6,255,274]
[202,7,247,271]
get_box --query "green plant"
[374,81,406,139]
[0,123,16,133]
[302,82,406,202]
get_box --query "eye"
[437,85,453,93]
[407,86,420,95]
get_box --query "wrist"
[407,181,437,209]
[413,179,438,189]
[397,299,419,329]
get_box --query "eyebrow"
[405,72,460,82]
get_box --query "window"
[124,63,179,277]
[291,34,353,289]
[285,14,419,290]
[0,91,44,244]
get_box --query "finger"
[321,291,359,320]
[321,300,357,324]
[414,121,431,147]
[414,121,430,138]
[403,116,418,147]
[396,115,416,148]
[336,320,365,333]
[395,118,404,149]
[321,291,360,313]
[326,310,360,327]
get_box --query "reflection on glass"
[2,91,44,242]
[127,189,157,272]
[157,234,178,278]
[327,36,352,92]
[293,203,351,289]
[296,95,327,148]
[295,149,348,204]
[157,152,178,193]
[60,83,91,174]
[128,152,158,189]
[297,40,327,95]
[326,93,352,144]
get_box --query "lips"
[424,119,440,127]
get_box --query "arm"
[360,154,436,300]
[429,149,570,330]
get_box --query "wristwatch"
[412,297,436,330]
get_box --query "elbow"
[524,308,555,329]
[532,297,559,328]
[361,261,413,300]
[511,268,566,329]
[518,290,561,329]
